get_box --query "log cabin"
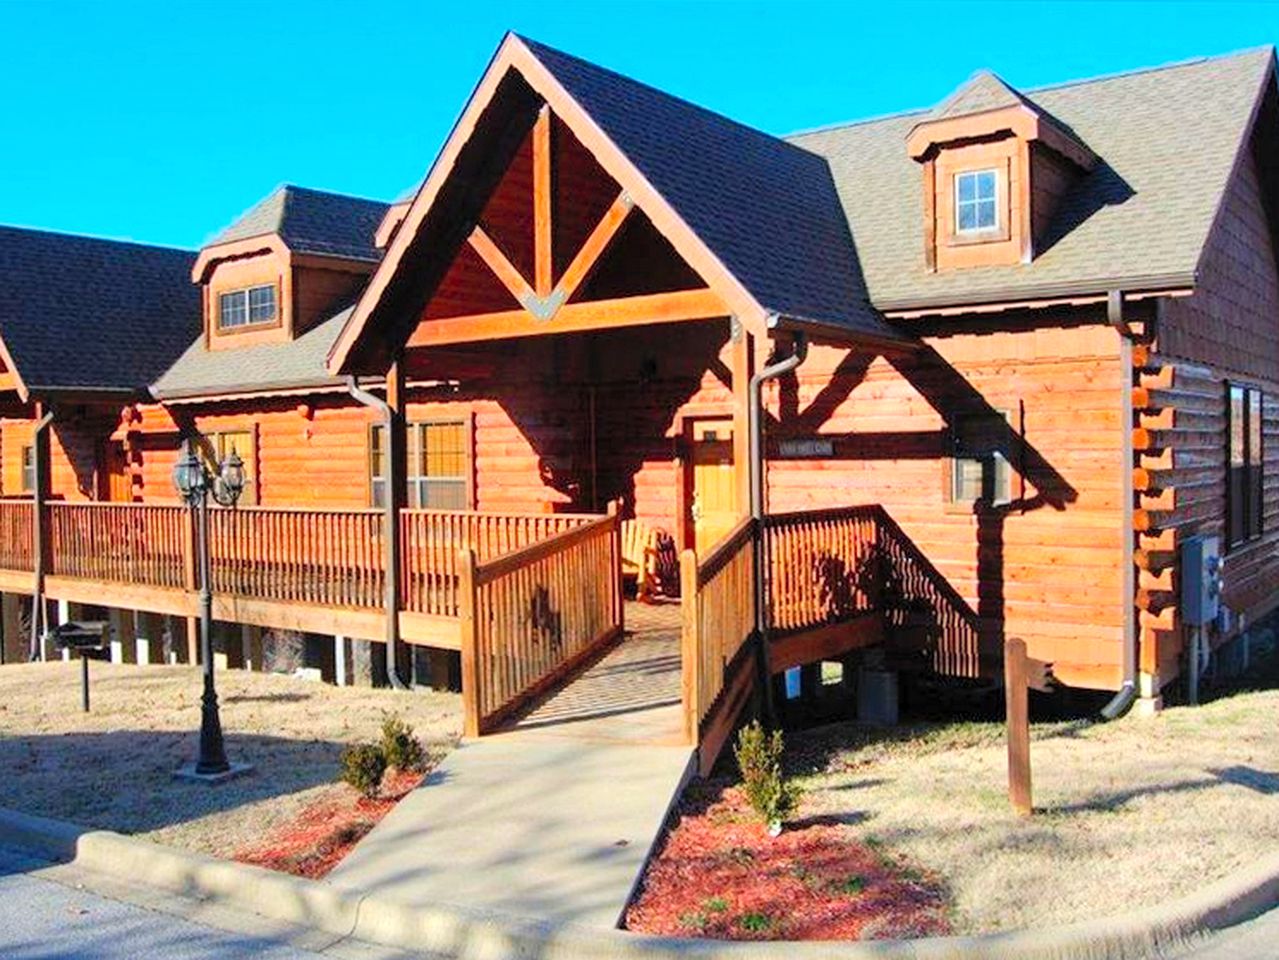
[1,37,1277,763]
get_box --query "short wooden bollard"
[1004,637,1032,816]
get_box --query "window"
[196,429,256,504]
[955,169,999,233]
[950,411,1011,506]
[1227,384,1264,548]
[218,284,277,330]
[20,445,33,493]
[370,420,470,509]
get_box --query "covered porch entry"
[321,37,914,765]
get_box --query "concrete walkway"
[327,602,692,930]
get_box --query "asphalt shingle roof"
[209,185,390,263]
[521,37,899,341]
[790,48,1274,310]
[0,226,199,395]
[152,307,352,400]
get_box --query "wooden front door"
[688,418,738,555]
[99,441,132,502]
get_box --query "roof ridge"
[280,183,393,206]
[784,45,1274,141]
[0,222,194,254]
[514,34,817,158]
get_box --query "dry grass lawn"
[0,661,460,857]
[790,683,1279,934]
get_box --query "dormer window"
[218,284,278,331]
[955,169,999,233]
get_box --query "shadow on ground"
[0,730,348,837]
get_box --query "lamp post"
[173,440,249,781]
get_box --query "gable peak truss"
[329,34,769,374]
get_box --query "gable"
[329,34,904,375]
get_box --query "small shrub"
[679,911,708,932]
[733,721,802,829]
[703,896,729,913]
[380,712,426,772]
[339,742,386,797]
[836,874,866,895]
[737,912,773,933]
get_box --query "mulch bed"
[232,768,423,879]
[625,781,951,941]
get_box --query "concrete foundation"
[857,667,899,726]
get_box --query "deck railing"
[762,505,880,635]
[208,506,386,609]
[680,517,757,743]
[47,502,189,589]
[764,504,984,678]
[400,510,593,617]
[459,511,623,736]
[0,499,33,572]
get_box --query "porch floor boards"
[504,600,685,745]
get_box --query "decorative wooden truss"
[407,104,728,349]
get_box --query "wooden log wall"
[1133,140,1279,684]
[764,324,1128,690]
[459,512,622,736]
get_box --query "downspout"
[1102,289,1138,720]
[346,376,408,690]
[750,328,808,725]
[28,406,54,661]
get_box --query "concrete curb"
[2,806,1276,959]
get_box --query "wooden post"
[458,548,481,738]
[731,324,754,518]
[385,358,407,687]
[607,499,624,635]
[1005,637,1032,817]
[680,548,700,746]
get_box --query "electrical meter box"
[1180,535,1222,627]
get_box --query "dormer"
[907,71,1096,271]
[191,186,389,350]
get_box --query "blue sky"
[0,1,1275,249]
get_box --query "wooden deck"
[0,498,992,770]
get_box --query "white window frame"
[954,168,1000,235]
[218,283,278,331]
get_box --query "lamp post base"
[173,761,255,785]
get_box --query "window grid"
[956,169,998,233]
[218,284,277,330]
[950,411,1011,506]
[371,420,469,510]
[1227,383,1264,548]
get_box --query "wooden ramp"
[328,600,693,929]
[507,600,685,745]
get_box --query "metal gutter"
[749,328,809,724]
[1102,290,1139,720]
[345,376,408,690]
[28,406,54,661]
[875,271,1198,316]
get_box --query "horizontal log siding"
[765,324,1128,690]
[1143,140,1279,685]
